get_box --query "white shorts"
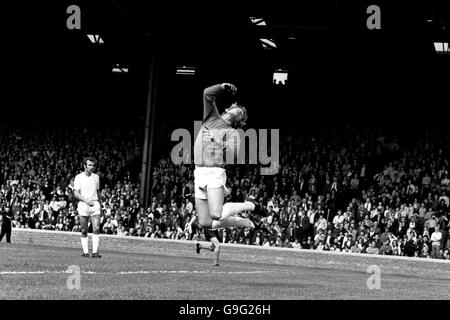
[77,201,101,217]
[194,167,227,200]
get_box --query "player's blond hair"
[226,103,248,128]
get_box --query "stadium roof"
[32,0,450,62]
[6,0,450,126]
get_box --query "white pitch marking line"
[0,270,271,275]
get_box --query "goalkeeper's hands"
[221,83,237,95]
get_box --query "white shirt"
[292,242,301,249]
[74,172,100,201]
[111,219,119,228]
[430,231,442,244]
[333,215,345,227]
[315,218,327,230]
[186,202,193,214]
[49,200,60,211]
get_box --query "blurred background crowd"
[1,123,449,260]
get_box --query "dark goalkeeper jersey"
[194,84,240,168]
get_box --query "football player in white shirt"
[73,158,102,258]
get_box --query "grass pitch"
[1,243,449,300]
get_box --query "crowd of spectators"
[0,125,142,235]
[1,123,449,260]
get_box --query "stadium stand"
[0,123,449,260]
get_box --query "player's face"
[227,108,246,127]
[85,160,95,173]
[222,103,245,126]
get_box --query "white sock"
[81,237,89,254]
[92,234,100,253]
[220,202,255,220]
[212,217,254,229]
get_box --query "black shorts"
[204,229,221,242]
